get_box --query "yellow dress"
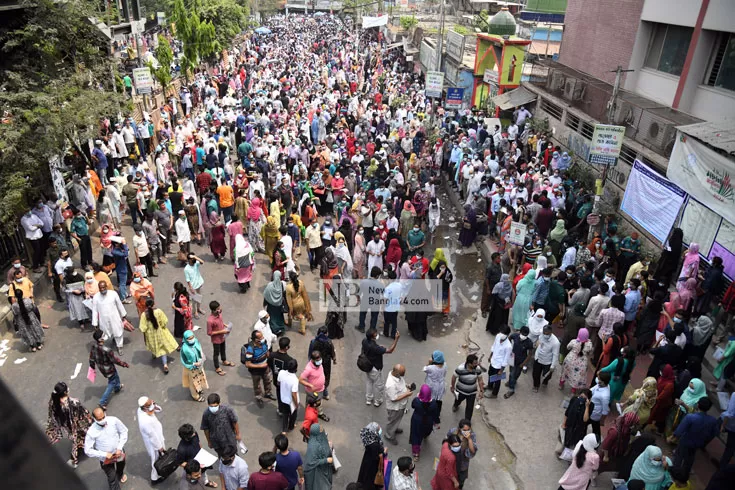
[138,309,178,357]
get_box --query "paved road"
[0,187,575,489]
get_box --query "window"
[644,23,693,76]
[565,112,580,131]
[706,32,735,92]
[580,121,595,140]
[619,144,637,166]
[540,98,563,120]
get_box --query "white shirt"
[561,247,577,270]
[278,370,300,410]
[21,213,44,240]
[175,217,191,243]
[534,334,560,367]
[84,416,128,461]
[54,257,73,276]
[280,234,293,259]
[249,180,265,200]
[490,336,513,369]
[385,373,409,411]
[507,124,518,141]
[253,319,277,349]
[132,234,150,257]
[137,407,165,453]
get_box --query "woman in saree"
[129,271,155,316]
[247,196,265,252]
[208,212,227,261]
[262,270,287,335]
[263,214,281,257]
[353,225,367,279]
[600,412,639,464]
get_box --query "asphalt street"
[0,187,574,489]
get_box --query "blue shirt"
[623,289,641,321]
[195,147,206,166]
[531,277,550,306]
[722,392,735,433]
[275,450,303,489]
[92,147,108,169]
[674,411,720,449]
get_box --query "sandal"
[205,482,218,488]
[163,365,169,374]
[120,474,127,484]
[30,347,37,353]
[196,396,205,402]
[222,361,235,367]
[318,413,330,422]
[216,368,226,376]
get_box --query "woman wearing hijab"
[400,201,416,241]
[286,271,312,335]
[319,247,339,281]
[385,238,402,272]
[171,282,192,345]
[676,278,698,312]
[559,389,593,461]
[332,237,353,278]
[600,412,639,464]
[324,274,347,340]
[600,346,636,403]
[598,322,629,370]
[622,377,658,425]
[353,225,367,279]
[677,243,700,284]
[458,204,478,248]
[558,433,600,490]
[129,271,155,316]
[303,423,334,489]
[226,215,243,262]
[263,271,287,336]
[357,422,385,489]
[628,445,672,490]
[234,235,255,293]
[45,381,92,469]
[636,293,663,354]
[511,271,536,332]
[263,214,281,257]
[409,384,439,461]
[528,308,549,343]
[548,220,568,258]
[139,299,178,374]
[247,196,265,252]
[180,330,208,402]
[646,364,675,434]
[653,228,683,283]
[271,240,287,277]
[541,244,558,268]
[430,434,461,490]
[686,313,714,360]
[208,212,227,261]
[513,263,533,290]
[62,266,89,330]
[664,378,706,438]
[486,274,512,335]
[560,328,594,393]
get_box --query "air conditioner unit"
[611,102,641,139]
[635,111,678,156]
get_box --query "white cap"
[95,140,103,145]
[138,396,149,407]
[259,310,268,319]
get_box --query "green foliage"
[399,15,418,31]
[453,25,469,35]
[169,0,247,59]
[474,10,490,30]
[0,0,125,233]
[151,35,174,94]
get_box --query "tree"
[168,0,247,58]
[399,16,418,31]
[150,34,173,94]
[0,0,125,233]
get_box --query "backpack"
[237,252,253,269]
[356,353,373,373]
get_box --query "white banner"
[668,131,735,225]
[620,160,686,244]
[362,16,388,28]
[446,30,465,62]
[425,71,443,98]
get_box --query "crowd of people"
[6,10,735,490]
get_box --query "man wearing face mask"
[532,325,560,392]
[299,350,329,421]
[84,407,129,489]
[218,444,249,490]
[588,372,611,441]
[406,223,425,253]
[305,221,323,272]
[89,329,129,409]
[505,326,534,399]
[137,397,167,484]
[201,393,242,457]
[390,456,420,490]
[176,210,193,256]
[446,420,478,489]
[92,281,130,355]
[180,460,209,489]
[486,325,512,399]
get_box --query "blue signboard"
[445,87,464,107]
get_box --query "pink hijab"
[577,328,590,343]
[418,384,432,403]
[677,278,698,310]
[680,243,700,280]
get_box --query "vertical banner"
[589,124,625,165]
[425,71,443,98]
[620,160,686,243]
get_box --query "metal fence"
[0,227,27,271]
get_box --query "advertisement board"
[508,222,527,246]
[445,87,464,107]
[132,67,153,95]
[589,124,625,165]
[425,71,443,98]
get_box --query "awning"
[676,118,735,156]
[490,86,537,110]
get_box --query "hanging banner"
[362,16,389,28]
[668,131,735,225]
[425,71,443,98]
[620,160,686,244]
[589,124,625,165]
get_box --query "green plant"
[527,116,550,135]
[453,25,469,35]
[399,15,418,31]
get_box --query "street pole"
[587,65,634,242]
[435,0,445,72]
[135,33,149,111]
